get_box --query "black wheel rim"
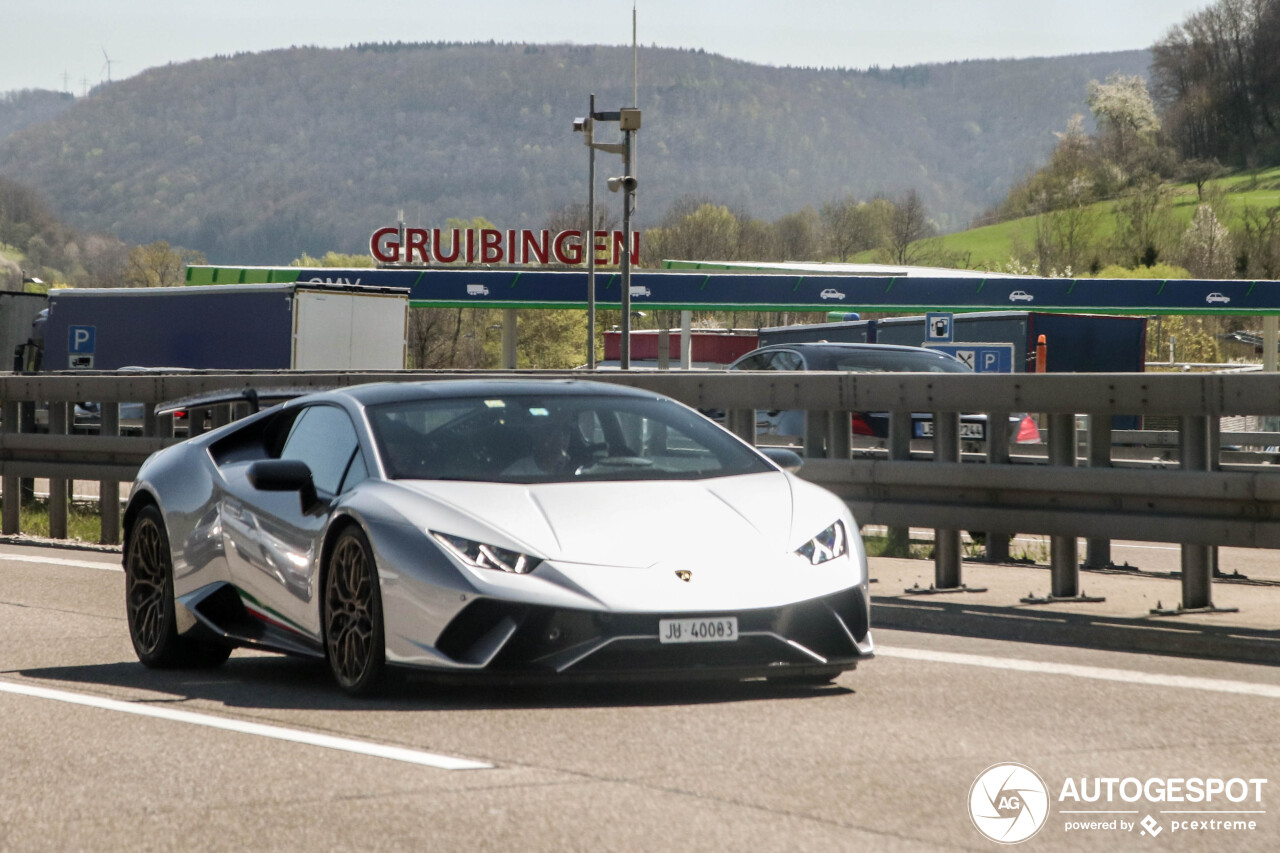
[126,518,167,655]
[326,535,375,687]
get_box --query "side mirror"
[247,459,319,512]
[760,447,803,473]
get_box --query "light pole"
[575,104,639,368]
[574,96,598,369]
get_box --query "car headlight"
[431,532,542,574]
[796,520,849,565]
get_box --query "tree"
[1034,180,1099,275]
[124,241,206,288]
[772,207,819,261]
[0,250,21,292]
[643,200,741,263]
[1234,205,1280,279]
[1152,0,1280,164]
[820,194,880,262]
[1177,158,1227,201]
[290,251,373,268]
[542,201,618,236]
[1112,177,1178,268]
[1087,73,1161,178]
[880,190,936,265]
[512,309,588,368]
[1181,204,1234,278]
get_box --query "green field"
[932,166,1280,272]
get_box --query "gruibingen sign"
[369,227,641,267]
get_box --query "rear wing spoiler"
[154,387,321,418]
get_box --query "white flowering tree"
[1181,204,1234,279]
[1087,73,1161,177]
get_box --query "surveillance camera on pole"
[572,102,641,369]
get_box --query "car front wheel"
[323,526,386,695]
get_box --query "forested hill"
[0,90,74,145]
[0,43,1150,264]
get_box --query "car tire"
[323,525,386,696]
[125,505,232,669]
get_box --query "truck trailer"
[39,283,409,372]
[759,311,1148,373]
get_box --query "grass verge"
[1,498,104,543]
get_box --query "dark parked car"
[726,343,1040,445]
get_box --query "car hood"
[390,471,798,569]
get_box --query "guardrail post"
[1209,417,1221,580]
[188,406,206,438]
[726,408,756,446]
[983,410,1011,563]
[1048,412,1080,598]
[932,410,964,589]
[829,411,852,460]
[885,410,911,556]
[99,402,121,545]
[2,400,19,534]
[1169,414,1224,613]
[48,402,69,540]
[803,410,828,459]
[19,401,35,502]
[144,405,175,439]
[1084,414,1112,569]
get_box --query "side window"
[732,353,772,371]
[279,406,361,495]
[771,351,804,370]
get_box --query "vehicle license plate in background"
[916,421,986,440]
[659,617,738,644]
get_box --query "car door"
[220,404,368,639]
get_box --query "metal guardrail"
[3,369,1279,613]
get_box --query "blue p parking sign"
[68,325,96,369]
[69,325,96,354]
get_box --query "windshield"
[811,349,971,373]
[368,394,773,483]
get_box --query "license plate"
[916,420,986,440]
[659,617,739,644]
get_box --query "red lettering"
[370,227,399,263]
[611,231,642,266]
[553,230,583,265]
[480,229,503,263]
[371,225,641,266]
[404,228,429,264]
[433,229,461,263]
[522,230,550,265]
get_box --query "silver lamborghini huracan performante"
[123,380,873,695]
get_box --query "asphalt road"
[1,543,1278,852]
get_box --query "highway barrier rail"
[3,369,1279,613]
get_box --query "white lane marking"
[878,646,1280,699]
[0,678,492,770]
[0,553,122,572]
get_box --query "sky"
[4,0,1212,95]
